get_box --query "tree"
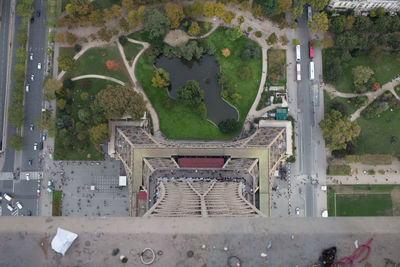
[97,28,113,42]
[237,16,244,25]
[292,38,299,46]
[278,0,292,13]
[346,15,355,31]
[261,0,278,15]
[225,27,242,41]
[8,134,23,151]
[203,2,215,18]
[188,21,200,36]
[354,16,373,33]
[223,11,235,24]
[353,66,374,92]
[78,108,92,123]
[177,80,204,107]
[142,9,171,40]
[190,1,203,17]
[57,55,75,71]
[89,123,108,145]
[44,77,62,93]
[266,33,277,45]
[319,109,360,151]
[55,32,65,43]
[122,0,135,11]
[291,0,305,19]
[152,68,170,88]
[323,57,342,84]
[311,39,321,48]
[218,118,240,134]
[165,3,184,28]
[376,16,391,34]
[376,7,386,17]
[16,47,27,63]
[119,17,130,32]
[215,2,226,18]
[306,0,328,10]
[128,10,139,29]
[308,12,329,34]
[322,35,334,48]
[111,4,123,18]
[175,41,204,61]
[8,103,24,129]
[93,85,147,120]
[65,31,78,45]
[330,16,346,34]
[279,35,289,45]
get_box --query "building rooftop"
[0,217,399,266]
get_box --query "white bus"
[296,45,301,62]
[309,61,315,80]
[296,63,301,81]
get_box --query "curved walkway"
[71,74,125,86]
[324,79,400,121]
[117,39,161,134]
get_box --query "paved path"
[324,79,400,121]
[71,74,125,85]
[117,39,160,134]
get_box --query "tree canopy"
[319,109,361,151]
[93,85,147,120]
[8,134,23,151]
[165,3,184,28]
[306,0,328,10]
[89,123,108,145]
[142,9,170,40]
[352,65,374,93]
[308,12,329,34]
[177,80,204,107]
[218,118,240,134]
[152,68,170,88]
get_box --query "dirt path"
[324,79,400,121]
[71,74,125,85]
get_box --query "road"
[289,9,327,217]
[21,0,47,171]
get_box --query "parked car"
[295,207,300,215]
[42,134,46,141]
[26,84,30,92]
[3,193,13,202]
[37,63,41,69]
[29,53,33,61]
[29,123,34,131]
[36,10,40,17]
[26,173,30,180]
[39,141,43,150]
[30,17,34,23]
[28,159,33,166]
[30,74,34,81]
[16,201,23,210]
[33,142,38,150]
[7,204,13,211]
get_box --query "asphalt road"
[0,179,39,216]
[21,0,47,171]
[0,0,11,147]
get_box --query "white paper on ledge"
[51,227,78,256]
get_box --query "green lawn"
[52,190,62,216]
[67,46,130,83]
[336,194,393,216]
[135,27,262,140]
[327,185,400,216]
[55,78,117,160]
[324,49,400,93]
[355,108,400,155]
[324,91,367,117]
[58,47,76,74]
[327,164,351,176]
[122,42,142,66]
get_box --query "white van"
[3,193,13,202]
[296,45,301,62]
[296,63,301,81]
[309,61,315,80]
[26,84,30,92]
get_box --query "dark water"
[155,55,239,125]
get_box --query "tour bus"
[296,63,301,81]
[309,61,315,80]
[296,45,301,62]
[309,41,314,59]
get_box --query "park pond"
[156,55,238,125]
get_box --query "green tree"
[352,66,374,92]
[266,33,278,45]
[215,2,226,18]
[376,7,386,17]
[322,35,334,48]
[78,108,92,123]
[65,31,78,45]
[308,12,329,34]
[152,68,170,88]
[319,109,360,151]
[111,4,123,18]
[291,0,305,19]
[119,18,130,32]
[280,35,289,45]
[191,1,203,17]
[306,0,328,10]
[44,77,62,93]
[97,27,113,42]
[292,38,299,46]
[8,134,24,151]
[261,0,278,15]
[165,3,184,28]
[188,21,200,36]
[223,11,235,24]
[89,123,108,145]
[122,0,135,11]
[142,9,171,40]
[225,27,242,41]
[16,47,27,64]
[93,85,147,120]
[203,1,215,18]
[57,55,75,71]
[278,0,292,13]
[8,103,24,129]
[128,10,139,29]
[311,39,321,48]
[330,15,346,34]
[237,16,244,25]
[177,80,204,107]
[218,118,240,134]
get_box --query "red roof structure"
[138,190,147,200]
[177,158,225,168]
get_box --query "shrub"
[344,155,361,163]
[119,35,128,45]
[254,31,262,38]
[218,118,240,134]
[74,44,82,52]
[378,169,385,174]
[247,26,253,32]
[367,169,376,175]
[327,164,351,176]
